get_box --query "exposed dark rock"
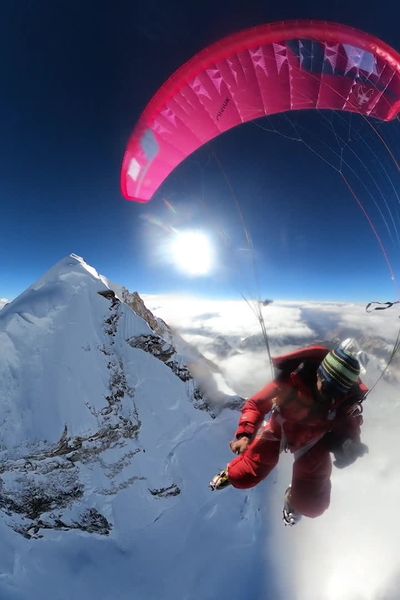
[0,470,84,521]
[97,290,116,301]
[121,289,164,335]
[15,507,111,539]
[52,425,82,456]
[127,335,192,382]
[149,484,181,498]
[76,508,111,534]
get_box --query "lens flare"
[169,230,214,276]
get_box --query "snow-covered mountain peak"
[0,254,246,558]
[31,253,104,287]
[10,253,116,303]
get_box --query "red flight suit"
[227,346,367,517]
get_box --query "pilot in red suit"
[210,346,368,525]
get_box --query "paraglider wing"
[121,20,400,203]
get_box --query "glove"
[333,438,368,469]
[230,436,250,455]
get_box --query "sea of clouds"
[145,294,400,600]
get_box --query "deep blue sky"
[1,0,400,302]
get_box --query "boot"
[282,486,302,526]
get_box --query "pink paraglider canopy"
[121,20,400,203]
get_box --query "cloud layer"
[146,294,400,600]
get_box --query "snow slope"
[0,255,278,600]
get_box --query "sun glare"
[169,230,214,276]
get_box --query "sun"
[169,230,215,276]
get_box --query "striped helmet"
[317,348,361,396]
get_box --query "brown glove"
[230,436,250,455]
